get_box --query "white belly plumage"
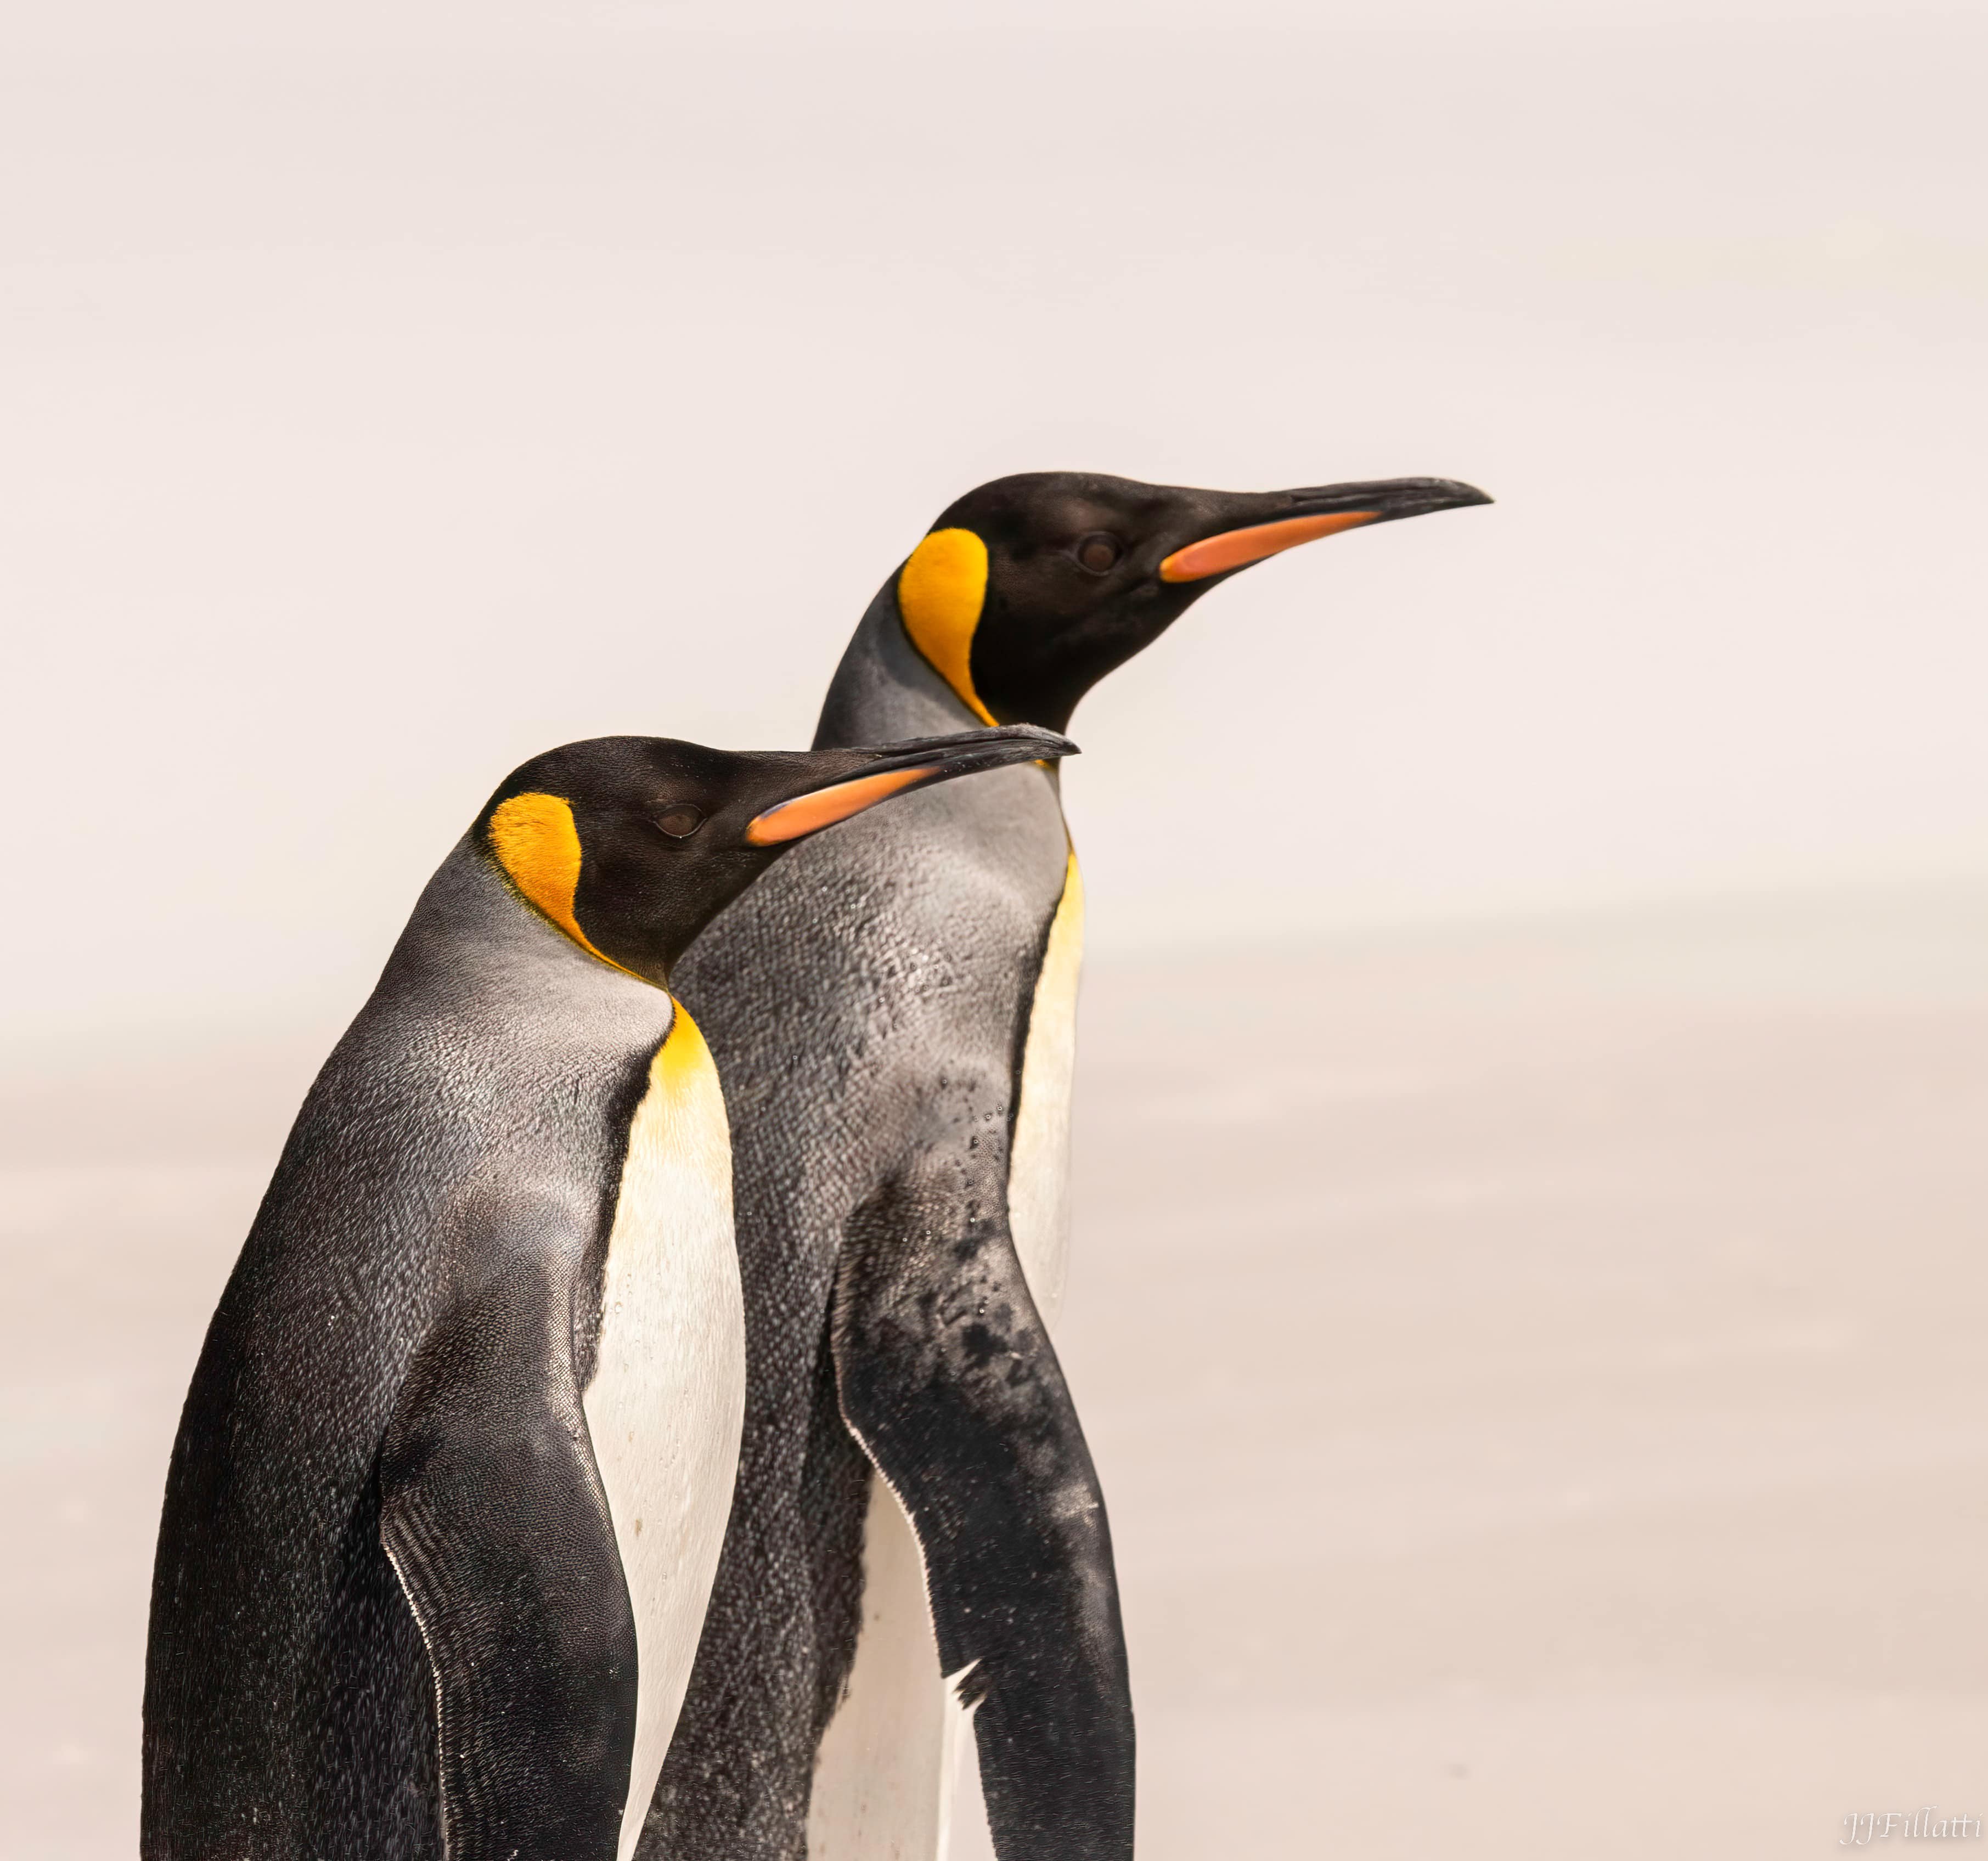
[809,854,1085,1861]
[582,1005,745,1861]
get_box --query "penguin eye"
[653,804,706,839]
[1074,533,1122,574]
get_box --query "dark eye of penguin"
[653,804,706,839]
[1073,533,1122,574]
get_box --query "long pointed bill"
[1158,475,1491,584]
[745,725,1075,845]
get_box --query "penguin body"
[652,471,1490,1861]
[663,610,1080,1861]
[141,725,1071,1861]
[145,846,688,1861]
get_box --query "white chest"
[581,1007,745,1861]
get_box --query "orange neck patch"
[487,791,628,973]
[897,528,996,725]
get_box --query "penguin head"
[896,471,1491,732]
[477,724,1074,985]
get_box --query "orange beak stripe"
[1158,510,1381,584]
[745,765,934,846]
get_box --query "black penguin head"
[476,725,1074,985]
[897,471,1491,733]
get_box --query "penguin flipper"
[379,1226,638,1861]
[831,1155,1134,1861]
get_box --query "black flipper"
[831,1148,1134,1861]
[379,1209,638,1861]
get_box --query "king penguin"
[650,473,1490,1861]
[140,722,1073,1861]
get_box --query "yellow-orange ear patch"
[487,791,617,966]
[897,528,996,725]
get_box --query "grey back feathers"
[652,587,1120,1861]
[144,844,668,1858]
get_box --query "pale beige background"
[2,1,1983,1856]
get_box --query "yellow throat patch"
[487,791,624,971]
[897,527,995,725]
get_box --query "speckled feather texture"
[138,720,1079,1861]
[652,587,1133,1861]
[142,848,675,1861]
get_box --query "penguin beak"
[745,725,1077,845]
[1158,477,1491,584]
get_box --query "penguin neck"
[381,839,674,1038]
[813,580,991,750]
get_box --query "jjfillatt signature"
[1841,1809,1983,1845]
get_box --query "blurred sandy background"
[3,0,1984,1856]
